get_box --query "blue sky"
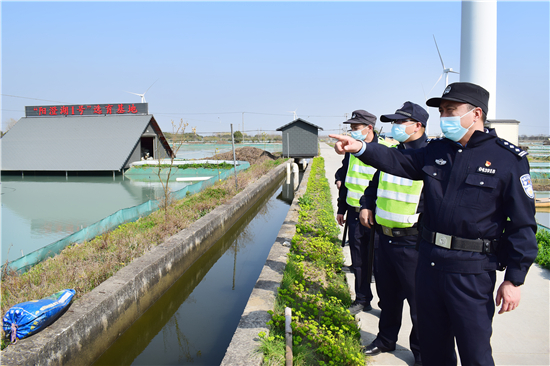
[1,1,548,137]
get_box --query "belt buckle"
[435,232,452,249]
[382,226,393,237]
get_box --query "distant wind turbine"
[126,79,159,103]
[429,35,459,95]
[288,109,298,120]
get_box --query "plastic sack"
[2,289,75,343]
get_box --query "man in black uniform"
[334,110,394,314]
[329,82,538,366]
[359,102,429,366]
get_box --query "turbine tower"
[460,0,497,120]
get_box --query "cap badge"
[352,113,356,119]
[485,161,491,167]
[443,85,451,95]
[435,159,447,165]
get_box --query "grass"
[259,157,366,366]
[133,162,235,170]
[1,158,283,347]
[535,228,550,270]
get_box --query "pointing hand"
[328,134,363,155]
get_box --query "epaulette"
[427,137,444,143]
[496,138,528,158]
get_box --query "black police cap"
[380,101,429,126]
[343,110,376,126]
[426,82,489,115]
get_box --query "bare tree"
[156,119,190,220]
[1,118,18,137]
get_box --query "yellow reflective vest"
[375,171,424,228]
[345,137,395,208]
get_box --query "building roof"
[486,119,521,124]
[1,114,170,171]
[276,118,324,131]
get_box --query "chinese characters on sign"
[25,103,148,117]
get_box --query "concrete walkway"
[320,142,550,366]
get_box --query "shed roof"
[276,118,324,131]
[1,115,170,171]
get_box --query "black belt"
[379,225,418,238]
[422,228,497,254]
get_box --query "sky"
[1,1,549,138]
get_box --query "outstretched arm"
[329,134,363,155]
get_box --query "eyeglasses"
[390,120,416,125]
[347,126,370,132]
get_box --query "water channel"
[92,179,293,366]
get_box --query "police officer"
[334,110,394,314]
[359,102,428,366]
[329,82,538,366]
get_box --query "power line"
[1,94,69,103]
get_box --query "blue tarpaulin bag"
[2,289,75,343]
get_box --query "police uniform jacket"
[360,134,428,245]
[354,128,538,284]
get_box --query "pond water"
[1,175,190,263]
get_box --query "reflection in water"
[93,180,289,366]
[1,175,189,263]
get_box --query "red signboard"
[25,103,148,117]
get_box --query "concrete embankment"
[1,163,287,366]
[220,162,311,366]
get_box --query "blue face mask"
[391,123,414,143]
[440,108,475,142]
[350,127,368,141]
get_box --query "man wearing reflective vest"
[329,83,538,366]
[335,110,395,314]
[359,102,429,366]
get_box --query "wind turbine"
[126,79,158,103]
[288,109,298,120]
[429,35,459,94]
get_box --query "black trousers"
[347,208,373,305]
[416,241,496,366]
[373,234,421,363]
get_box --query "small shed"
[485,119,520,146]
[276,118,323,158]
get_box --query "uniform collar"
[401,133,428,150]
[452,128,497,148]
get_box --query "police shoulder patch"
[496,138,528,158]
[520,174,534,199]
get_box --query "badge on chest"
[476,161,496,175]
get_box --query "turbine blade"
[421,83,427,101]
[428,73,443,96]
[144,78,159,94]
[449,70,460,74]
[433,35,445,69]
[126,91,141,96]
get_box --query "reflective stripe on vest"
[345,137,395,207]
[375,171,423,228]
